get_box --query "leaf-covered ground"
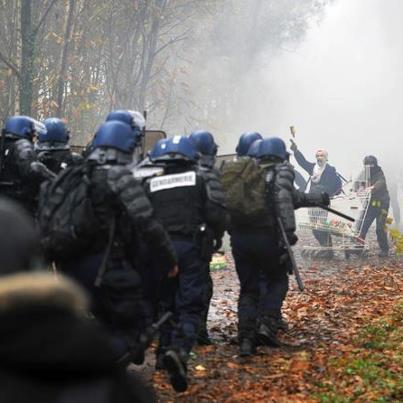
[146,250,402,402]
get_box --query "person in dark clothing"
[189,130,225,346]
[105,109,163,327]
[356,155,390,257]
[36,118,82,174]
[290,140,342,255]
[236,131,263,158]
[0,273,156,403]
[0,197,155,403]
[144,136,226,392]
[245,138,292,330]
[228,137,330,357]
[53,120,177,364]
[0,115,55,216]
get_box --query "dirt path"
[150,252,402,402]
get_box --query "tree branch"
[0,48,21,79]
[153,32,189,57]
[34,0,58,33]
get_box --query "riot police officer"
[106,109,146,164]
[36,118,82,174]
[229,137,329,356]
[0,115,55,215]
[189,130,224,345]
[81,109,146,160]
[54,120,177,364]
[246,138,263,160]
[236,131,263,157]
[189,130,218,168]
[144,135,226,392]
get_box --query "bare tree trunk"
[56,0,75,117]
[137,0,167,110]
[20,0,35,115]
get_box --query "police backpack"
[221,158,267,223]
[38,164,100,260]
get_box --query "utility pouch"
[195,224,215,261]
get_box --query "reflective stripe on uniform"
[150,171,196,192]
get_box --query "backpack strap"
[94,216,116,287]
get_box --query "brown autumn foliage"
[148,255,402,402]
[0,0,331,143]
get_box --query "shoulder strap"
[94,216,116,287]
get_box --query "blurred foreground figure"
[0,198,155,403]
[0,116,55,216]
[36,118,82,174]
[356,155,390,257]
[290,140,341,256]
[222,137,329,357]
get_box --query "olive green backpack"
[221,158,267,223]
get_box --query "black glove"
[286,232,298,246]
[30,161,56,180]
[321,192,330,206]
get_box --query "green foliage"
[315,302,403,402]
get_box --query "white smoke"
[227,0,402,179]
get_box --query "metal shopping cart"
[296,188,372,259]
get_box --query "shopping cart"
[296,189,372,259]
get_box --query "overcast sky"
[222,0,402,179]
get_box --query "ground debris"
[153,254,402,401]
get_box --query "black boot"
[239,338,256,357]
[155,353,165,370]
[197,327,213,345]
[277,316,289,331]
[163,350,188,393]
[257,317,280,347]
[378,249,389,258]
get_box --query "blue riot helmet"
[40,118,70,143]
[256,137,288,161]
[188,130,218,156]
[236,132,262,156]
[247,139,262,158]
[149,135,199,163]
[148,138,169,161]
[106,109,145,144]
[3,115,46,141]
[92,121,137,153]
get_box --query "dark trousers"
[198,261,213,335]
[358,203,389,252]
[230,229,288,341]
[60,254,145,357]
[158,240,205,356]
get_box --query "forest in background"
[0,0,330,146]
